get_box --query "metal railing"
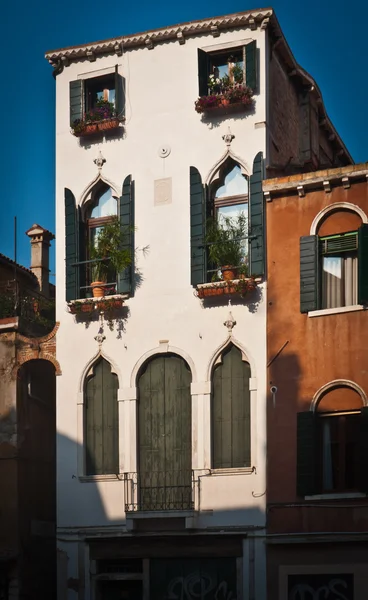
[0,280,55,335]
[124,470,196,512]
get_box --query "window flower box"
[195,81,254,115]
[196,277,258,299]
[71,99,123,137]
[68,295,125,315]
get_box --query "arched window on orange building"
[297,384,368,496]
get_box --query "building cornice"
[45,8,273,63]
[263,162,368,201]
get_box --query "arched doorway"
[137,354,192,511]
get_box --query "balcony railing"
[124,470,196,512]
[0,280,55,336]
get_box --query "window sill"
[308,305,366,318]
[68,293,129,315]
[304,492,366,500]
[196,278,261,300]
[210,466,256,476]
[79,474,120,483]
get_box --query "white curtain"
[322,256,358,309]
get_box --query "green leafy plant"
[89,217,132,284]
[205,213,247,276]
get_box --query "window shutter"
[198,49,209,96]
[358,406,368,493]
[249,151,264,276]
[245,40,257,92]
[117,175,134,295]
[296,411,317,497]
[78,206,87,298]
[300,235,319,313]
[190,167,207,286]
[69,80,83,127]
[114,65,125,119]
[358,224,368,305]
[64,189,78,302]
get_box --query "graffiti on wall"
[288,573,353,600]
[166,571,235,600]
[150,558,237,600]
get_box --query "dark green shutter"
[358,406,368,493]
[85,358,118,476]
[117,175,134,294]
[78,207,87,298]
[198,49,209,96]
[300,235,319,313]
[64,189,78,302]
[245,40,257,92]
[249,151,264,276]
[212,345,251,469]
[190,167,206,286]
[114,65,125,119]
[296,411,317,497]
[358,224,368,305]
[69,80,83,126]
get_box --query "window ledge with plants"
[71,99,124,137]
[196,277,259,299]
[67,294,127,316]
[195,64,254,117]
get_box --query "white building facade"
[47,8,350,600]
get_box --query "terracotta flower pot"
[221,98,230,107]
[91,282,106,298]
[221,266,237,281]
[98,118,120,132]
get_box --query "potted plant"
[89,217,132,298]
[194,62,254,115]
[72,99,122,137]
[205,213,247,281]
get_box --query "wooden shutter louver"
[300,235,319,313]
[358,406,368,493]
[358,224,368,305]
[296,411,317,497]
[245,40,257,92]
[249,151,265,276]
[190,167,207,286]
[320,231,358,255]
[198,49,209,96]
[64,188,78,302]
[69,80,83,127]
[117,175,134,295]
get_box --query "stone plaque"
[154,178,172,206]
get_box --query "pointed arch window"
[84,358,119,475]
[212,344,251,469]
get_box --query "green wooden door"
[212,344,251,469]
[138,354,192,510]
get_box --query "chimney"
[25,224,55,297]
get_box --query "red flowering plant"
[72,99,118,135]
[194,61,254,114]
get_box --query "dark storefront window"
[150,558,237,600]
[288,573,354,600]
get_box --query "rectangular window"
[69,66,125,135]
[198,40,257,97]
[318,413,360,493]
[320,231,358,309]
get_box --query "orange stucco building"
[264,163,368,599]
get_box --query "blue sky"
[1,0,366,279]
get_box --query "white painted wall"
[55,24,268,598]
